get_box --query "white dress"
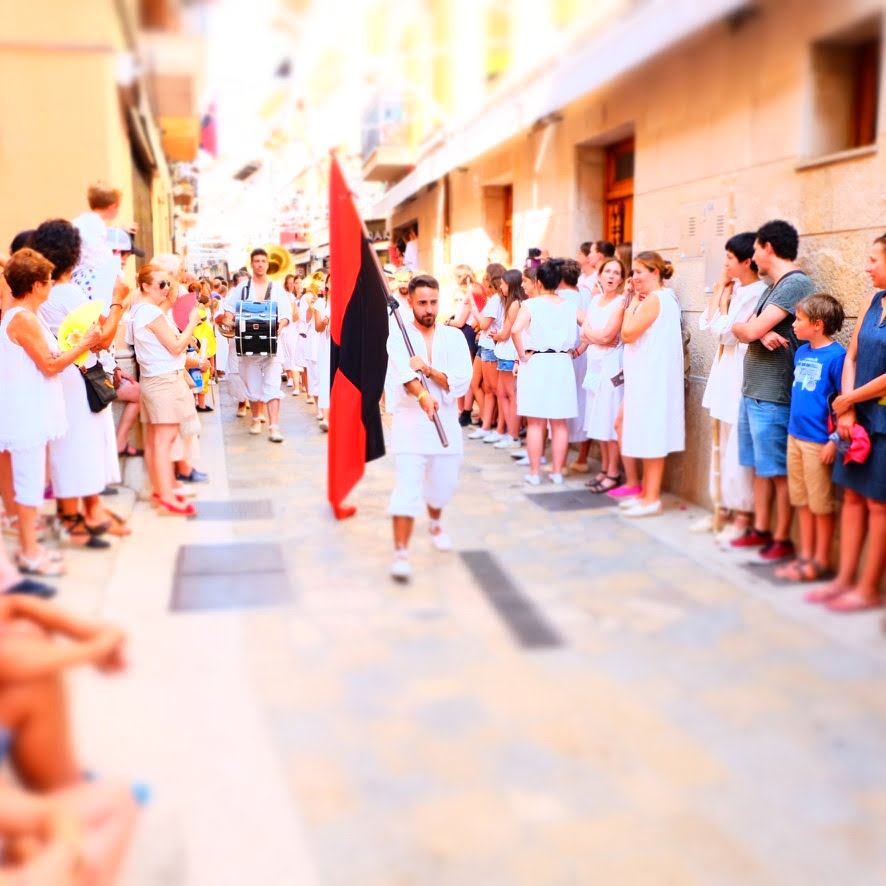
[560,287,591,441]
[40,283,113,497]
[279,292,302,371]
[516,298,579,420]
[621,289,685,459]
[315,298,332,410]
[0,307,67,451]
[582,294,626,441]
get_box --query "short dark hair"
[725,232,758,270]
[756,220,799,261]
[560,258,582,287]
[578,241,592,257]
[4,248,54,298]
[536,260,563,292]
[594,240,616,259]
[30,219,82,280]
[408,274,439,294]
[9,230,35,254]
[795,293,845,336]
[250,248,268,260]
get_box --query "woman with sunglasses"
[130,265,201,516]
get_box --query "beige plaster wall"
[392,0,886,507]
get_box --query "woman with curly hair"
[32,220,131,546]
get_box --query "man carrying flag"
[327,154,390,518]
[387,275,472,580]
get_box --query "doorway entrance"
[604,138,634,245]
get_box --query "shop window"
[809,22,881,156]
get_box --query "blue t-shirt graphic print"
[787,341,846,444]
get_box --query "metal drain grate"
[525,490,615,512]
[460,550,562,649]
[171,542,290,611]
[192,499,274,521]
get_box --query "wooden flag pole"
[360,221,449,448]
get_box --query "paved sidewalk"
[62,383,886,885]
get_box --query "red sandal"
[155,497,197,517]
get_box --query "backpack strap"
[241,280,251,301]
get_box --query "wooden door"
[604,138,634,245]
[502,184,513,264]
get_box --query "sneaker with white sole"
[249,421,262,435]
[390,552,412,580]
[617,497,640,509]
[514,455,530,466]
[483,431,504,444]
[292,389,300,396]
[429,528,452,551]
[510,448,527,459]
[268,426,284,443]
[622,500,663,518]
[319,420,329,432]
[236,406,249,418]
[286,378,294,387]
[467,428,490,441]
[549,473,564,485]
[306,396,315,405]
[524,473,541,486]
[493,437,520,449]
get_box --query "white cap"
[106,228,145,257]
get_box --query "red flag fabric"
[328,153,389,519]
[199,102,218,157]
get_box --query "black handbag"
[80,363,118,413]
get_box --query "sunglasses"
[156,280,171,289]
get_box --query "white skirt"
[49,364,107,498]
[516,352,577,419]
[583,347,623,442]
[566,349,587,443]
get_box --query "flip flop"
[103,509,132,537]
[825,590,882,613]
[117,445,144,457]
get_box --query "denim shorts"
[738,396,790,477]
[478,346,497,363]
[497,359,516,372]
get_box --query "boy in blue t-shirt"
[776,294,846,584]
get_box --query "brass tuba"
[264,244,293,281]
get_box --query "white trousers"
[389,452,463,518]
[710,419,754,512]
[225,350,247,403]
[240,354,283,403]
[6,445,46,508]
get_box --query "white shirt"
[39,282,100,370]
[223,279,290,316]
[131,303,185,376]
[699,279,768,424]
[478,293,502,351]
[578,271,597,292]
[403,239,419,273]
[387,322,472,455]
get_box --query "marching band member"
[221,249,290,443]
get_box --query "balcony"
[361,94,415,183]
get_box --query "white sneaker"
[549,473,564,485]
[514,455,530,466]
[617,497,639,509]
[259,413,268,423]
[429,527,452,551]
[319,420,329,432]
[524,473,541,486]
[493,437,520,449]
[390,552,412,580]
[467,429,490,441]
[306,396,315,405]
[292,389,300,397]
[236,406,249,418]
[286,378,294,387]
[622,500,662,518]
[249,421,262,435]
[690,514,714,533]
[268,426,284,443]
[483,431,504,444]
[510,448,527,459]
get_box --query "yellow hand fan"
[57,300,104,366]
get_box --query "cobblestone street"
[61,384,886,885]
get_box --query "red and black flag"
[327,152,390,519]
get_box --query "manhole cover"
[192,499,274,520]
[171,542,290,611]
[525,490,615,512]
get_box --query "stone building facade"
[370,0,885,506]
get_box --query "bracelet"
[111,303,123,308]
[416,390,429,402]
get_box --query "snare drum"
[235,301,279,357]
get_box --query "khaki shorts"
[140,370,197,425]
[787,435,834,514]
